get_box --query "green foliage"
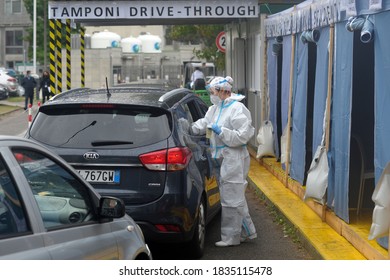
[23,0,81,66]
[23,0,46,65]
[166,25,225,71]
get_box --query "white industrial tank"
[137,33,162,53]
[91,30,121,49]
[121,36,142,53]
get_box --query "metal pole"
[43,0,47,69]
[33,0,36,71]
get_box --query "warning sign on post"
[216,31,226,53]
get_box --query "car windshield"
[30,105,172,148]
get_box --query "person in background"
[21,70,37,110]
[189,76,257,247]
[39,71,52,104]
[191,67,206,90]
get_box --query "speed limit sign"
[216,31,226,53]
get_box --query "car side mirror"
[99,196,126,218]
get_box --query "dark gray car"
[25,87,221,258]
[0,136,151,260]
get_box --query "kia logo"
[83,152,100,160]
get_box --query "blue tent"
[265,0,390,248]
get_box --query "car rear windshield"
[30,105,172,148]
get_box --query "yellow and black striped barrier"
[49,19,56,94]
[56,19,63,93]
[66,19,71,90]
[80,27,85,88]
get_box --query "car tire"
[187,198,206,259]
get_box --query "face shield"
[208,77,232,92]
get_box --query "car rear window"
[30,105,171,148]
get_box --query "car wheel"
[187,198,206,258]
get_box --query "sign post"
[216,31,226,53]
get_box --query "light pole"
[23,49,26,72]
[33,0,37,72]
[43,0,47,69]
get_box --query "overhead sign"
[48,1,259,20]
[216,31,226,53]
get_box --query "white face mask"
[210,94,221,105]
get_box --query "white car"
[0,136,152,260]
[0,69,19,95]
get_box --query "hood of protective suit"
[225,93,245,103]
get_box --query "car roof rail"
[158,88,193,103]
[52,87,91,100]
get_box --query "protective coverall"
[191,87,257,246]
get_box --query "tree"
[166,24,225,71]
[23,0,47,66]
[23,0,80,68]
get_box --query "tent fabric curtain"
[290,36,308,185]
[373,10,390,249]
[267,39,280,159]
[374,9,390,185]
[312,27,330,153]
[281,35,292,131]
[328,22,354,222]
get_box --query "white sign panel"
[48,1,259,20]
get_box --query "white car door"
[0,151,51,259]
[11,148,120,260]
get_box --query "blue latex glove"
[211,124,222,135]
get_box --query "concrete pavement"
[247,150,389,260]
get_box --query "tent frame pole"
[285,33,296,187]
[322,24,335,222]
[261,34,268,123]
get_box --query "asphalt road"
[0,102,315,260]
[150,187,315,260]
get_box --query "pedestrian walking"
[189,76,257,247]
[21,70,37,110]
[39,71,53,104]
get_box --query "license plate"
[77,169,120,183]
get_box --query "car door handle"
[127,225,135,232]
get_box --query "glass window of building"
[6,30,23,55]
[5,0,22,14]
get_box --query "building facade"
[0,0,31,69]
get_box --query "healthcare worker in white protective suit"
[190,76,257,247]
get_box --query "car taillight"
[139,147,192,171]
[155,224,181,232]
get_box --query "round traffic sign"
[216,31,226,53]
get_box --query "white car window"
[12,149,96,229]
[0,158,29,236]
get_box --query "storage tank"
[138,33,162,53]
[121,36,142,53]
[91,30,121,49]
